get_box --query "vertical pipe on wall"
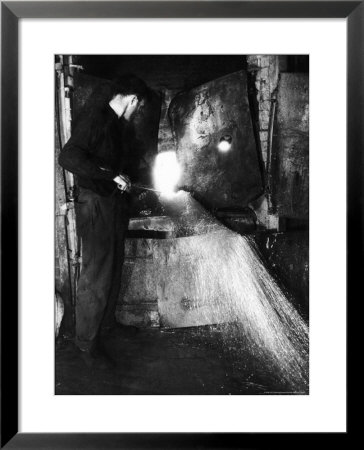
[55,55,80,333]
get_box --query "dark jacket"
[59,103,144,197]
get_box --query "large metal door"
[169,70,263,211]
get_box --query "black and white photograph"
[55,54,309,395]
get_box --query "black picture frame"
[1,1,360,448]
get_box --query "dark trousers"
[74,187,130,351]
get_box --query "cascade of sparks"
[161,191,309,392]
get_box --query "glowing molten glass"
[153,151,181,195]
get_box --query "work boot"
[77,342,116,370]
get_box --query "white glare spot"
[218,140,231,152]
[153,151,181,195]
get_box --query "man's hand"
[113,174,131,193]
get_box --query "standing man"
[59,74,149,368]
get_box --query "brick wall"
[247,55,280,229]
[247,55,279,165]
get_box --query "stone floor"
[55,325,303,395]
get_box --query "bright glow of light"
[153,151,181,195]
[218,140,232,152]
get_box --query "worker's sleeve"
[136,157,153,186]
[58,116,117,181]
